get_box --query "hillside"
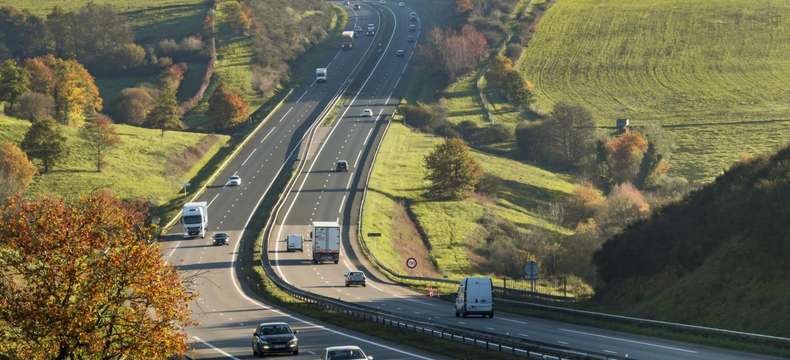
[362,120,576,290]
[594,145,790,336]
[518,0,790,182]
[0,115,227,204]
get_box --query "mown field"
[0,115,228,204]
[362,120,574,279]
[518,0,790,182]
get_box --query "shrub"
[0,142,36,201]
[114,87,156,125]
[514,120,548,161]
[505,43,522,61]
[12,92,54,121]
[474,123,512,144]
[424,138,483,199]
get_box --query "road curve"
[266,2,781,360]
[161,3,442,359]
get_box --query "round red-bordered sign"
[406,257,417,269]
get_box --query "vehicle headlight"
[289,339,298,347]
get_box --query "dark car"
[212,232,230,246]
[335,160,349,172]
[252,322,299,356]
[354,4,361,9]
[345,271,366,287]
[395,49,405,57]
[407,35,415,43]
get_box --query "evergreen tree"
[21,117,68,173]
[635,141,662,189]
[424,138,483,200]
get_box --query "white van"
[455,277,493,318]
[287,234,303,252]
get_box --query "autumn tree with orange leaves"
[208,84,249,130]
[0,192,195,359]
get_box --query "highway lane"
[161,3,441,359]
[267,2,781,360]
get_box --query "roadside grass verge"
[361,119,576,290]
[236,162,520,360]
[517,0,790,183]
[0,0,206,16]
[0,115,228,204]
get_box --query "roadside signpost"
[406,257,417,269]
[524,260,539,292]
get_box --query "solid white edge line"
[559,328,698,354]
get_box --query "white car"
[379,0,386,4]
[228,175,241,186]
[398,1,405,7]
[362,108,374,117]
[322,346,373,360]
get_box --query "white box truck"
[286,234,303,252]
[341,30,354,49]
[311,221,340,264]
[316,67,327,82]
[455,277,494,318]
[181,202,208,239]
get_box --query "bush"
[474,124,512,144]
[0,142,36,201]
[402,103,439,130]
[505,43,522,61]
[514,120,548,161]
[114,87,156,125]
[456,120,479,139]
[475,173,502,197]
[424,138,483,199]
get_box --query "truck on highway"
[341,30,354,49]
[316,67,327,83]
[286,234,303,252]
[181,202,208,239]
[311,221,340,264]
[455,277,494,318]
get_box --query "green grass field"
[362,119,574,278]
[518,0,790,182]
[0,115,228,204]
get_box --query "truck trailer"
[181,202,208,239]
[341,30,354,49]
[311,221,340,264]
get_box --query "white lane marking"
[353,149,363,169]
[338,194,347,215]
[604,350,618,354]
[278,107,295,123]
[346,173,354,189]
[500,318,529,325]
[240,148,258,167]
[519,333,530,338]
[559,328,698,353]
[207,193,220,208]
[260,127,277,144]
[192,336,241,360]
[362,128,374,146]
[164,241,181,261]
[558,340,569,345]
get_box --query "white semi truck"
[311,221,340,264]
[181,202,208,239]
[316,67,327,82]
[341,30,354,49]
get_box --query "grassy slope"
[594,145,790,337]
[362,120,574,277]
[518,0,790,182]
[0,0,206,15]
[0,115,227,204]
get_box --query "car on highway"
[345,271,367,287]
[355,25,363,34]
[398,1,405,7]
[409,12,417,21]
[251,322,299,356]
[335,160,349,172]
[407,35,415,43]
[322,346,373,360]
[362,108,374,117]
[408,23,417,31]
[227,175,241,186]
[354,4,361,10]
[379,0,386,4]
[395,49,405,57]
[212,232,230,246]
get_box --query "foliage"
[543,102,596,167]
[225,0,252,35]
[208,84,249,130]
[593,145,790,335]
[518,0,790,183]
[113,87,157,125]
[146,88,183,138]
[419,25,488,80]
[485,55,532,109]
[22,55,102,126]
[20,117,67,173]
[0,59,30,111]
[11,91,54,121]
[0,142,35,201]
[80,114,122,172]
[606,131,648,184]
[424,138,483,200]
[0,192,194,358]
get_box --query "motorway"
[161,3,442,359]
[265,2,781,360]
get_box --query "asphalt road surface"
[266,2,781,360]
[162,3,442,359]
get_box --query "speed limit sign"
[406,257,417,269]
